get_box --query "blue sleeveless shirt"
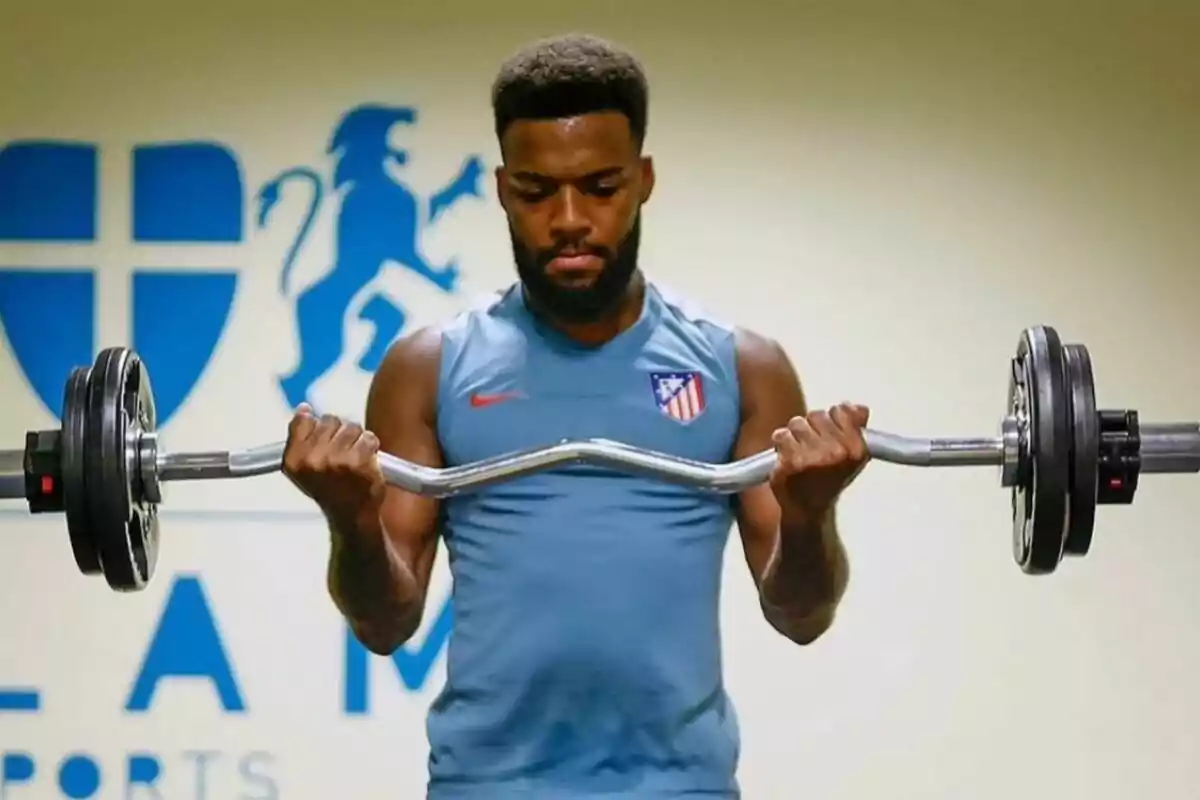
[427,281,743,799]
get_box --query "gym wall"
[1,1,1197,798]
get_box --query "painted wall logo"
[0,101,484,420]
[258,103,483,409]
[0,139,241,426]
[0,102,480,797]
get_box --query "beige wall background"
[1,1,1197,797]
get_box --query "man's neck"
[524,271,646,348]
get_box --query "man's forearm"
[327,512,424,654]
[759,509,849,643]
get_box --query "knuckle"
[287,421,312,445]
[356,435,381,460]
[282,445,309,475]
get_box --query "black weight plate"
[1009,325,1070,575]
[62,366,101,575]
[1062,343,1099,557]
[86,347,158,591]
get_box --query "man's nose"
[549,187,592,239]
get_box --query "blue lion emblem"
[256,103,485,409]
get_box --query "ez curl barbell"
[1,325,1198,592]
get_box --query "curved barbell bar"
[146,427,1012,499]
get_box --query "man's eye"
[516,187,553,202]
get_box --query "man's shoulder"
[729,325,803,417]
[371,324,443,392]
[648,281,788,371]
[650,281,737,337]
[731,326,788,368]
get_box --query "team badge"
[650,371,706,423]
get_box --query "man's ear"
[639,156,655,204]
[495,165,509,212]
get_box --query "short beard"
[511,215,641,324]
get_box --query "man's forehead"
[502,112,636,171]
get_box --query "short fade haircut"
[491,33,649,149]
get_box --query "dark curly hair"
[491,33,649,149]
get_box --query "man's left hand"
[769,403,872,522]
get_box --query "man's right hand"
[281,403,387,530]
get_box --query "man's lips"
[547,254,604,272]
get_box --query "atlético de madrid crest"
[650,371,706,423]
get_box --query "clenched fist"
[281,403,386,529]
[769,402,871,521]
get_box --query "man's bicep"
[731,329,808,586]
[364,326,445,594]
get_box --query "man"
[282,33,871,799]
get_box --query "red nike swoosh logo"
[469,391,523,408]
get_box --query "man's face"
[497,112,654,322]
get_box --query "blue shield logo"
[0,140,242,426]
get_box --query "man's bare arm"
[732,329,851,645]
[327,325,444,655]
